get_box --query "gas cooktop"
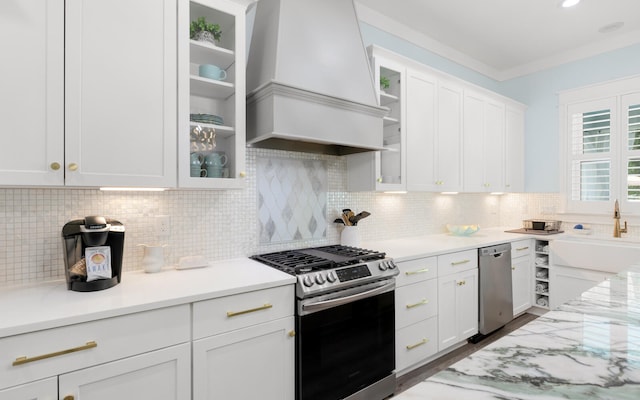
[251,245,396,298]
[251,245,386,275]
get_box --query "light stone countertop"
[0,258,295,338]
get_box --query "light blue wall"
[360,22,640,192]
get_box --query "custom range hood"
[246,0,388,155]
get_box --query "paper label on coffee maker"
[85,246,112,282]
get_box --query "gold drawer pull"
[405,268,429,276]
[406,338,428,350]
[516,246,530,251]
[13,341,97,366]
[451,259,470,266]
[226,303,273,318]
[406,299,429,309]
[457,280,466,286]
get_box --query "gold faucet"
[613,199,628,238]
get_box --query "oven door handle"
[302,281,395,313]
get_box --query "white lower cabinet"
[511,239,533,316]
[394,256,438,374]
[549,266,614,310]
[192,317,294,400]
[437,250,478,351]
[58,344,190,400]
[0,306,190,400]
[192,285,295,400]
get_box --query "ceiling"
[355,0,640,81]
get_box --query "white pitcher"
[138,244,167,273]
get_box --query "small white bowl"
[446,224,480,236]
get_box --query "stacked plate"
[190,113,224,125]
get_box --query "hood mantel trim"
[247,81,389,118]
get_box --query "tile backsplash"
[0,148,627,287]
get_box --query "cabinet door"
[437,79,464,192]
[192,317,295,400]
[437,269,478,351]
[406,69,437,191]
[65,0,177,187]
[549,266,613,309]
[512,255,532,316]
[505,105,525,192]
[463,91,505,192]
[58,343,190,400]
[0,377,56,400]
[178,0,247,189]
[0,0,64,186]
[456,269,479,339]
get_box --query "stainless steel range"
[252,245,398,400]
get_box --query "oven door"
[296,280,395,400]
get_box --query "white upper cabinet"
[406,70,463,192]
[178,0,247,189]
[0,0,64,186]
[463,90,506,192]
[505,105,526,192]
[65,0,177,187]
[347,46,406,192]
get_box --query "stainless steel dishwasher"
[478,243,513,336]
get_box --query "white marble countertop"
[394,264,640,399]
[0,258,295,338]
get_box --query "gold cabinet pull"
[516,246,530,251]
[406,299,429,309]
[288,330,296,337]
[456,280,466,286]
[12,341,97,366]
[406,338,428,350]
[451,259,470,266]
[226,303,272,317]
[50,162,61,171]
[405,268,429,276]
[239,171,247,178]
[67,163,79,171]
[63,396,74,400]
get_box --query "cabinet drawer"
[511,239,532,259]
[437,249,477,276]
[193,285,294,339]
[0,304,190,389]
[395,257,437,287]
[395,317,438,373]
[395,279,438,330]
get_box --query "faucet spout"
[613,199,628,238]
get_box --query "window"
[560,76,640,214]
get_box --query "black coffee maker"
[62,216,125,292]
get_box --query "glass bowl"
[446,224,480,236]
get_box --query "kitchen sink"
[550,236,640,273]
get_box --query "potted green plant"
[190,16,222,44]
[380,76,390,91]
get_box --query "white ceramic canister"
[340,226,360,247]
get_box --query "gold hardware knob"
[50,162,61,171]
[512,267,516,270]
[377,177,383,183]
[239,171,246,178]
[68,163,78,171]
[64,396,74,400]
[288,330,296,337]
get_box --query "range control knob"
[315,273,326,285]
[388,260,397,269]
[378,261,388,271]
[327,271,338,283]
[302,275,314,287]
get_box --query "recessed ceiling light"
[599,21,624,33]
[561,0,580,7]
